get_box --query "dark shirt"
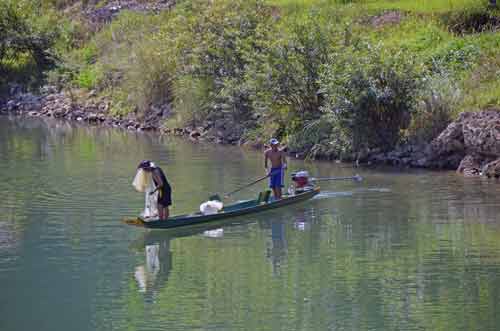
[152,167,171,192]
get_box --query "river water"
[1,116,500,331]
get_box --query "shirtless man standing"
[264,138,287,200]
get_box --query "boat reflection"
[131,220,238,296]
[131,207,321,296]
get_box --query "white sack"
[199,200,224,215]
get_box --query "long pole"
[223,174,270,198]
[311,174,363,182]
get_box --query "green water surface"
[1,116,500,331]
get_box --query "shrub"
[440,5,500,34]
[74,65,102,89]
[427,39,481,73]
[0,1,56,76]
[320,43,420,153]
[247,10,339,135]
[409,72,461,143]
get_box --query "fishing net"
[132,169,158,218]
[143,180,158,219]
[132,169,150,192]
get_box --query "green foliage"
[171,76,213,127]
[175,0,275,131]
[320,44,421,153]
[0,1,57,85]
[428,39,481,73]
[0,0,85,92]
[76,10,176,114]
[409,72,461,143]
[74,65,102,89]
[251,11,338,123]
[440,3,500,34]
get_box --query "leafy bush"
[440,4,500,34]
[409,72,461,143]
[0,1,57,84]
[75,65,102,89]
[427,39,481,73]
[320,44,420,153]
[247,10,339,135]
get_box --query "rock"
[456,155,482,177]
[462,110,500,157]
[426,109,500,171]
[85,0,175,30]
[370,11,403,28]
[482,159,500,178]
[6,100,16,111]
[189,130,201,139]
[87,113,98,122]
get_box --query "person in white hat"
[264,138,287,199]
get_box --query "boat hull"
[126,187,320,229]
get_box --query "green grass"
[268,0,487,13]
[361,0,483,13]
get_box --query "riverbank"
[2,87,499,178]
[1,0,499,179]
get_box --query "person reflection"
[134,236,172,298]
[266,219,288,276]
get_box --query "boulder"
[482,159,500,178]
[426,109,500,171]
[462,110,500,157]
[456,155,482,177]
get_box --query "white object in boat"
[200,200,224,215]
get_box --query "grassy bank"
[2,0,499,160]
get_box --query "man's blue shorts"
[269,167,284,188]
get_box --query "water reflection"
[2,116,500,331]
[134,236,172,300]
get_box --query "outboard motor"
[292,171,310,188]
[289,170,312,195]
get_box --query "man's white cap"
[269,138,279,145]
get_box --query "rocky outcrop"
[456,155,482,177]
[426,110,500,175]
[482,159,500,178]
[370,11,403,28]
[365,109,500,177]
[84,0,175,30]
[0,86,240,142]
[0,87,168,132]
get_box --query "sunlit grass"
[361,0,484,13]
[268,0,486,13]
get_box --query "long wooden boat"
[125,187,320,229]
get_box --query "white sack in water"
[132,169,151,193]
[200,200,224,215]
